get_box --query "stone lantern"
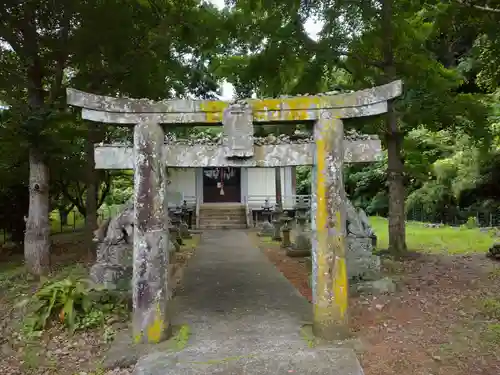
[286,198,312,257]
[271,202,283,241]
[169,208,183,246]
[179,200,192,239]
[258,198,274,237]
[280,211,293,248]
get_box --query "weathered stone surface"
[81,96,392,124]
[346,237,381,281]
[487,242,500,260]
[67,80,404,350]
[311,114,349,340]
[299,199,380,282]
[286,247,311,257]
[179,222,191,239]
[94,139,383,169]
[257,220,274,237]
[67,80,402,124]
[90,200,134,290]
[90,200,178,293]
[352,277,397,296]
[133,348,364,375]
[346,200,376,239]
[133,121,171,344]
[281,227,292,248]
[222,103,254,158]
[357,208,377,246]
[291,203,311,255]
[165,128,378,146]
[292,232,311,252]
[345,199,380,281]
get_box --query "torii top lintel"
[66,80,402,125]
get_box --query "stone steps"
[199,223,248,229]
[198,204,247,229]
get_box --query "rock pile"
[163,129,378,146]
[487,242,500,260]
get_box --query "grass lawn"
[369,216,496,254]
[1,205,124,244]
[264,216,496,255]
[48,210,86,233]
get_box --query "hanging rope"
[219,167,225,195]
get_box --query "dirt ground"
[254,233,500,375]
[3,231,500,375]
[0,232,199,375]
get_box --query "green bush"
[22,277,128,335]
[465,216,479,229]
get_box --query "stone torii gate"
[67,80,402,343]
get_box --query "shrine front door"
[202,167,241,203]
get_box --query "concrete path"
[134,230,363,375]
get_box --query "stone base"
[257,221,274,237]
[172,239,181,252]
[90,262,132,291]
[168,227,183,246]
[101,327,179,370]
[346,236,380,281]
[350,277,397,296]
[294,232,311,250]
[180,223,192,239]
[487,242,500,260]
[133,348,364,375]
[286,248,311,258]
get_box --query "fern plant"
[23,278,100,333]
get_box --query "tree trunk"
[386,110,407,256]
[7,185,29,245]
[85,121,98,261]
[58,208,69,226]
[22,1,53,275]
[382,0,407,255]
[24,148,51,276]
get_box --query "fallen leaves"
[257,237,500,375]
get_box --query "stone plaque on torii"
[67,80,402,343]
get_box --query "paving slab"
[133,230,363,375]
[134,348,364,375]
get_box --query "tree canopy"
[1,0,500,271]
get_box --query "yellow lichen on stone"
[147,307,167,343]
[134,333,141,344]
[313,116,349,330]
[314,121,328,319]
[333,256,348,319]
[200,101,228,123]
[133,304,169,344]
[331,146,348,320]
[250,96,323,121]
[200,96,327,123]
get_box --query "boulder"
[91,199,177,290]
[487,242,500,260]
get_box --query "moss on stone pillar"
[132,121,172,344]
[311,112,349,340]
